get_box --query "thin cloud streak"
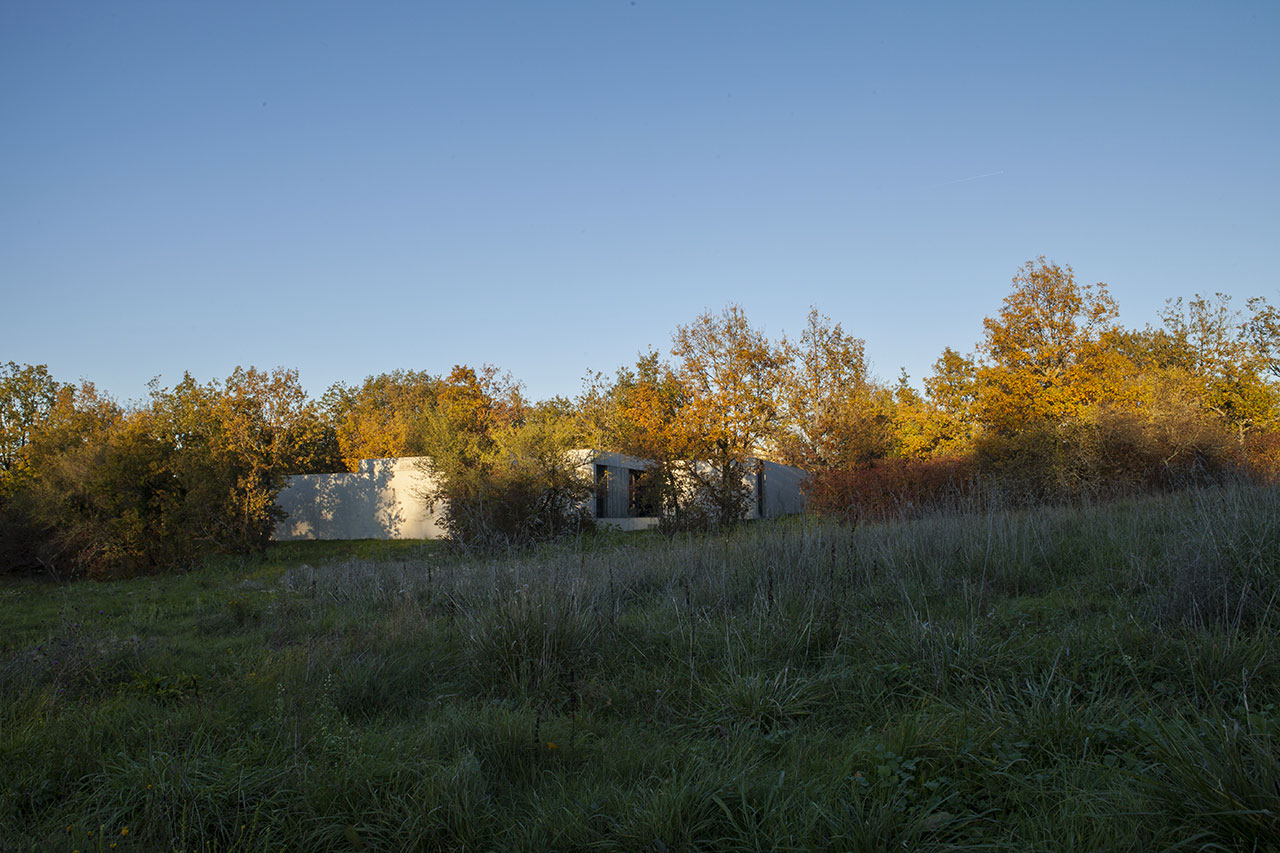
[940,170,1006,186]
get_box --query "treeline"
[3,257,1278,576]
[583,257,1280,521]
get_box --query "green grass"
[2,483,1279,851]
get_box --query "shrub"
[418,402,594,549]
[12,369,324,579]
[974,405,1236,504]
[805,456,975,522]
[1241,429,1280,482]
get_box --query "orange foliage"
[1240,430,1280,482]
[977,257,1129,435]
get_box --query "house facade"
[587,450,809,531]
[272,451,808,541]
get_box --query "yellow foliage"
[977,257,1128,435]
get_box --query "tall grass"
[2,481,1277,850]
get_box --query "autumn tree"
[14,367,333,577]
[582,352,684,458]
[977,257,1126,435]
[902,347,981,458]
[322,370,439,470]
[671,305,789,524]
[579,350,696,523]
[1247,297,1280,380]
[203,367,339,551]
[0,376,120,573]
[926,349,979,425]
[777,309,895,470]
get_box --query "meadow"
[2,483,1278,851]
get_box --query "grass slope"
[2,484,1279,851]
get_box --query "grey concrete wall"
[585,451,808,526]
[759,459,809,518]
[273,456,446,540]
[588,450,662,531]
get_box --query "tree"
[0,362,69,494]
[898,347,981,458]
[671,305,789,524]
[206,367,336,551]
[1157,294,1276,439]
[581,350,700,526]
[16,367,334,577]
[322,370,440,471]
[778,309,892,470]
[977,257,1126,435]
[1247,297,1280,380]
[925,348,979,425]
[1,379,120,574]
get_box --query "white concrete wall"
[273,456,446,540]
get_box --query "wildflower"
[545,741,559,750]
[121,827,129,836]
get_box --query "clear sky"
[3,1,1277,404]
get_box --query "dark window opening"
[756,463,766,518]
[628,468,660,517]
[595,465,610,518]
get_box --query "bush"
[9,369,325,579]
[808,402,1245,523]
[805,456,975,522]
[419,402,594,549]
[974,406,1236,504]
[1241,429,1280,482]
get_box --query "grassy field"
[2,484,1279,851]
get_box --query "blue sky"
[3,1,1277,404]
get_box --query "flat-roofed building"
[273,451,808,541]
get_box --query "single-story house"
[272,450,808,541]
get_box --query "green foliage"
[1131,710,1280,849]
[419,367,593,548]
[777,308,891,471]
[0,361,69,494]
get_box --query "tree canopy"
[4,256,1278,573]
